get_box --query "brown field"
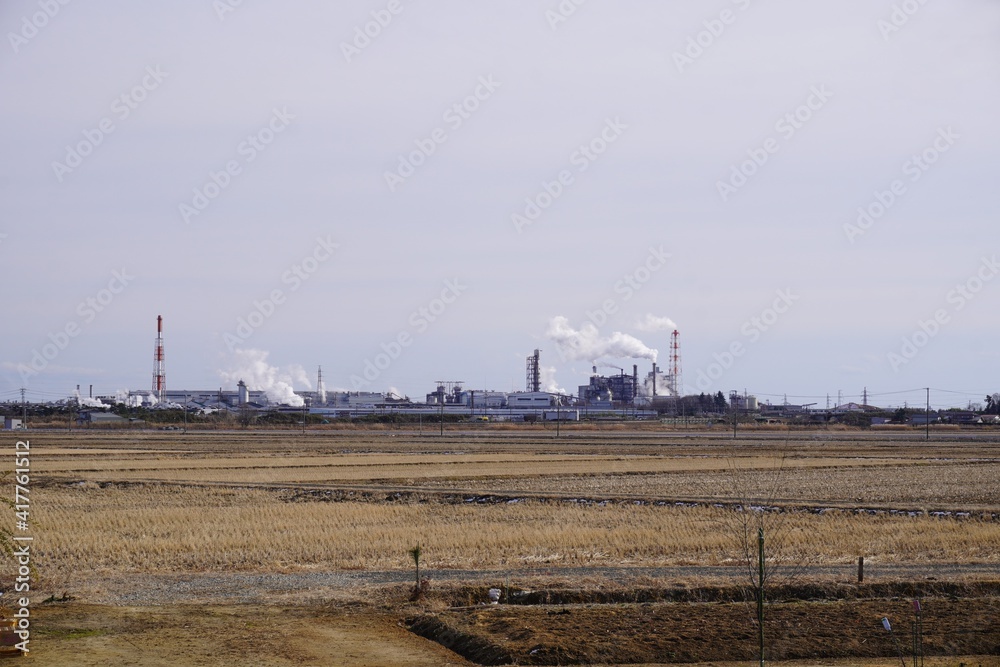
[3,427,999,665]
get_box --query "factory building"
[470,391,507,409]
[578,365,639,404]
[426,381,465,405]
[729,391,759,412]
[506,392,557,408]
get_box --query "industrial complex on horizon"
[6,316,995,431]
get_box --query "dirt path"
[61,563,999,606]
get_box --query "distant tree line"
[675,391,728,415]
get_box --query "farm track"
[63,564,1000,606]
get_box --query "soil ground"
[410,597,1000,665]
[25,603,473,666]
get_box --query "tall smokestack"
[652,362,657,397]
[669,329,682,398]
[317,366,327,405]
[152,315,165,404]
[632,364,638,401]
[526,349,541,392]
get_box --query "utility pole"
[20,388,27,427]
[733,399,738,440]
[925,388,930,441]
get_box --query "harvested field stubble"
[418,461,1000,509]
[35,484,1000,579]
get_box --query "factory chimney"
[525,349,541,392]
[669,329,682,398]
[317,366,327,405]
[152,315,165,404]
[237,379,249,406]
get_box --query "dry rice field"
[14,429,1000,579]
[3,427,999,665]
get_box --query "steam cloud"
[639,371,673,398]
[219,348,310,407]
[545,316,658,363]
[635,313,677,332]
[112,390,145,407]
[539,366,566,395]
[72,391,108,409]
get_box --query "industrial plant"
[10,316,997,429]
[60,316,693,422]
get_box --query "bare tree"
[714,452,815,665]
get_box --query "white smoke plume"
[72,391,108,409]
[545,316,658,363]
[539,366,566,395]
[639,371,674,398]
[286,363,311,391]
[218,348,308,407]
[635,313,677,332]
[113,390,147,407]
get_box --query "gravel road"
[67,563,999,606]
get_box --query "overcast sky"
[2,0,998,409]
